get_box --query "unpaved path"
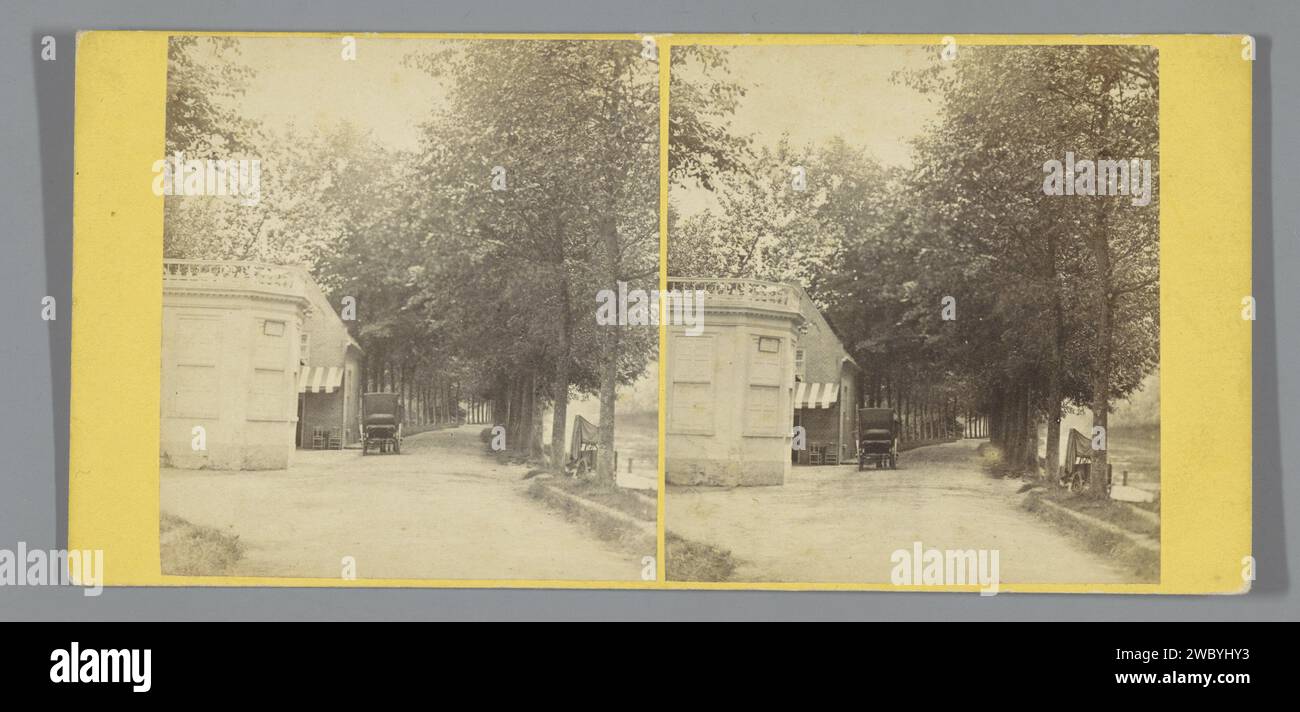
[667,439,1132,584]
[161,426,644,581]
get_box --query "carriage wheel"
[1068,471,1085,493]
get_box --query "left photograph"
[156,36,660,581]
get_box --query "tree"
[674,45,1159,493]
[668,46,751,190]
[900,45,1158,488]
[165,36,260,159]
[407,41,659,476]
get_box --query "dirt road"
[161,425,645,581]
[667,439,1132,584]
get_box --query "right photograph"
[665,43,1160,586]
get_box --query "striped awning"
[794,381,839,409]
[298,366,343,394]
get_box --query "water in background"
[1037,371,1160,494]
[542,361,659,491]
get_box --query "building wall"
[299,349,362,446]
[795,291,851,384]
[161,291,306,470]
[666,308,801,486]
[794,365,859,463]
[300,290,356,371]
[793,290,861,463]
[299,277,364,446]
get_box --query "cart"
[857,407,900,470]
[566,415,599,476]
[361,392,403,455]
[1058,427,1111,495]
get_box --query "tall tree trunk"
[988,389,1002,447]
[502,379,513,437]
[899,389,908,444]
[596,219,620,482]
[550,267,572,473]
[1027,398,1042,476]
[1045,230,1065,481]
[1021,386,1035,473]
[597,328,620,481]
[1002,384,1021,472]
[1016,388,1028,472]
[529,373,544,459]
[1087,235,1114,499]
[1085,70,1118,499]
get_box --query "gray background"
[0,0,1293,621]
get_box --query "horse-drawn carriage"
[361,392,403,455]
[857,407,900,470]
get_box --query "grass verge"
[525,475,739,582]
[526,478,655,555]
[1034,486,1160,536]
[980,441,1160,582]
[665,533,737,582]
[536,474,656,521]
[160,512,244,576]
[1022,489,1159,582]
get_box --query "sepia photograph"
[156,36,660,581]
[665,43,1160,586]
[0,0,1275,667]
